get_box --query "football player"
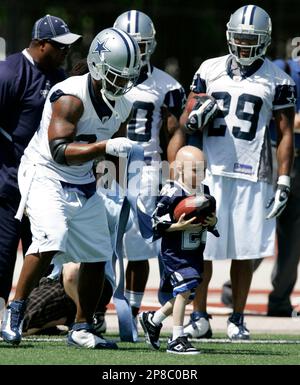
[169,5,296,340]
[113,10,186,333]
[1,28,141,348]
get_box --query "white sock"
[172,326,184,340]
[152,309,167,325]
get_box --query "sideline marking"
[1,337,300,344]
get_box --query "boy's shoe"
[167,336,201,355]
[139,311,162,350]
[183,311,213,338]
[67,322,118,349]
[227,313,250,340]
[1,300,26,345]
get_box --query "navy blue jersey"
[0,50,65,200]
[152,180,218,279]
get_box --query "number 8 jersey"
[191,54,296,182]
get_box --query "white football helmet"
[226,5,272,66]
[113,10,156,68]
[87,27,141,100]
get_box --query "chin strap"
[100,89,120,119]
[146,61,152,77]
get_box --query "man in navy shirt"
[0,14,81,303]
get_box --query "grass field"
[1,333,300,365]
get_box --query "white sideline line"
[0,337,66,342]
[1,337,300,344]
[188,338,300,344]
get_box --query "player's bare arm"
[164,108,179,139]
[294,112,300,132]
[167,91,202,170]
[274,106,295,176]
[159,106,178,160]
[179,91,199,128]
[266,106,295,219]
[48,95,107,165]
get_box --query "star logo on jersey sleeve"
[93,39,111,56]
[287,91,297,105]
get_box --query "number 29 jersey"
[191,55,296,182]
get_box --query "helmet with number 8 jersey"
[87,27,141,100]
[226,5,272,66]
[113,10,156,69]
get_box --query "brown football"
[185,93,213,114]
[173,194,216,224]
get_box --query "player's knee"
[63,263,80,286]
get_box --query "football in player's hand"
[173,194,216,224]
[185,93,218,133]
[185,94,215,114]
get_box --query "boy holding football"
[139,145,218,354]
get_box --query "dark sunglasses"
[46,40,71,51]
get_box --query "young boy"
[139,145,218,354]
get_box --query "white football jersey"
[22,73,132,184]
[124,66,185,158]
[191,55,296,182]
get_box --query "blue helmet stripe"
[135,11,139,33]
[132,33,138,67]
[241,5,247,23]
[249,5,256,24]
[111,28,131,68]
[127,11,131,33]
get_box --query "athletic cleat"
[1,300,26,345]
[139,311,162,350]
[68,322,118,349]
[183,311,213,338]
[227,313,250,340]
[93,311,107,334]
[167,336,201,355]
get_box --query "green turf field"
[1,333,300,365]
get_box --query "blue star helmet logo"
[93,39,111,56]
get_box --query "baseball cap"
[32,14,81,45]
